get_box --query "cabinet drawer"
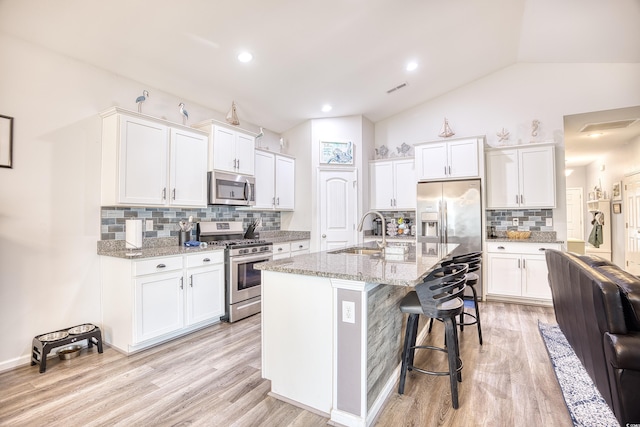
[273,243,291,256]
[133,256,183,276]
[290,240,310,252]
[186,250,224,268]
[486,241,561,254]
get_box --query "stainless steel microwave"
[208,171,256,206]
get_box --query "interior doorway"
[566,187,584,240]
[317,168,357,251]
[623,173,640,275]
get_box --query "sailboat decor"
[226,101,240,126]
[438,118,455,138]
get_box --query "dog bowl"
[38,331,69,342]
[68,324,95,335]
[57,345,82,360]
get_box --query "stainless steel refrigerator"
[417,179,483,292]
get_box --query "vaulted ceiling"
[1,0,639,133]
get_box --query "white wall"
[281,116,374,251]
[375,63,640,244]
[0,34,266,370]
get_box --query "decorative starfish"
[497,128,510,142]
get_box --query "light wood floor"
[0,301,572,427]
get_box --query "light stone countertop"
[97,244,223,260]
[255,242,459,287]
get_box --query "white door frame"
[566,187,584,240]
[317,167,358,252]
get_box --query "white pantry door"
[624,174,640,275]
[566,187,584,240]
[318,168,357,251]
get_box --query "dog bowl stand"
[31,324,103,373]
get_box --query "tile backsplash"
[101,206,281,241]
[486,209,554,232]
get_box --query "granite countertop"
[255,241,459,287]
[486,230,563,244]
[486,238,564,244]
[97,231,312,260]
[260,230,311,244]
[97,237,223,259]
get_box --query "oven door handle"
[230,253,272,264]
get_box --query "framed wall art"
[613,202,622,214]
[320,140,353,165]
[612,181,622,201]
[0,115,13,169]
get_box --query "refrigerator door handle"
[443,200,448,243]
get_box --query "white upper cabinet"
[486,144,556,209]
[254,149,295,210]
[193,122,255,175]
[100,107,208,207]
[370,158,416,210]
[415,137,480,181]
[170,128,208,206]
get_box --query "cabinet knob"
[322,234,326,238]
[497,246,505,250]
[203,258,211,262]
[157,263,166,269]
[299,245,303,249]
[538,248,546,251]
[278,248,283,251]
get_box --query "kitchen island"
[255,242,458,427]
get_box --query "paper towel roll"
[125,219,143,249]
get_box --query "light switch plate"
[512,218,519,226]
[546,218,553,227]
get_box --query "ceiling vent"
[387,82,408,94]
[579,119,639,133]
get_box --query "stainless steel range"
[197,221,272,322]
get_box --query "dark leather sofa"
[545,250,640,426]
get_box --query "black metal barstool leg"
[444,317,459,409]
[407,314,419,371]
[399,314,418,394]
[470,285,483,345]
[459,311,465,331]
[428,317,434,333]
[452,317,462,382]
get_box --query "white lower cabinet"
[101,250,225,354]
[486,241,561,302]
[272,240,310,260]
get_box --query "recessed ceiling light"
[588,132,603,138]
[321,104,332,113]
[565,169,574,177]
[238,52,253,63]
[406,61,418,71]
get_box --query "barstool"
[398,263,468,408]
[436,252,483,345]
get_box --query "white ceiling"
[1,0,639,133]
[564,106,640,168]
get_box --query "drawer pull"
[299,245,303,249]
[538,248,546,251]
[278,248,283,251]
[203,258,211,262]
[156,263,166,269]
[497,246,505,250]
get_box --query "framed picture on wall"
[0,114,13,169]
[613,202,622,214]
[612,181,622,201]
[320,141,353,165]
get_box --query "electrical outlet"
[512,218,519,226]
[342,301,355,324]
[145,220,154,231]
[546,218,553,227]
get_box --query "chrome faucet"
[357,210,387,249]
